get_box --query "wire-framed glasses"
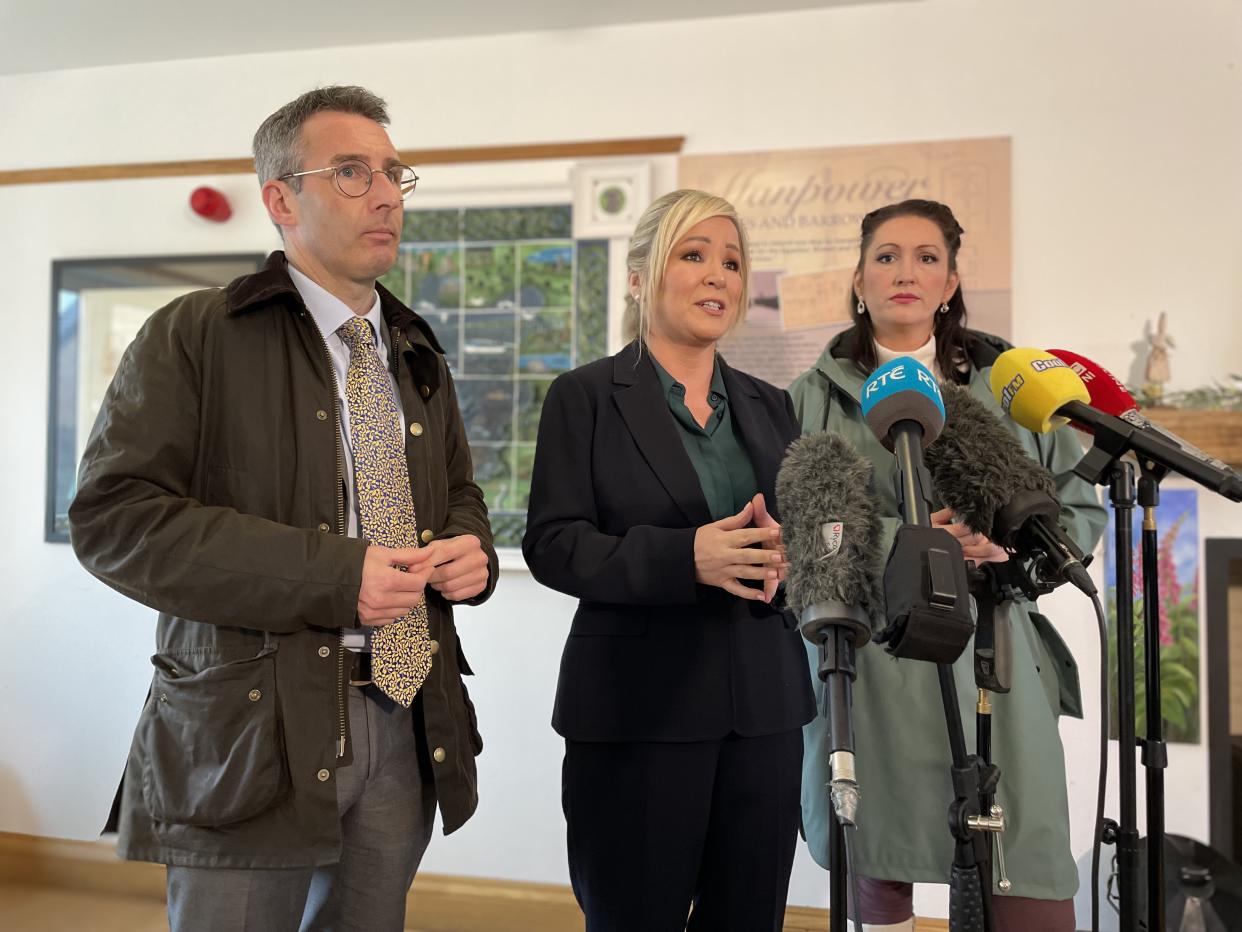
[279,159,419,198]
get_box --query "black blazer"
[522,341,816,742]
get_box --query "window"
[381,205,609,549]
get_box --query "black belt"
[348,650,372,687]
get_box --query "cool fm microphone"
[989,348,1242,501]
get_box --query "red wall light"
[190,186,233,222]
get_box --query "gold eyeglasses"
[280,158,419,199]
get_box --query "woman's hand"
[750,492,787,603]
[931,508,1010,565]
[693,499,786,601]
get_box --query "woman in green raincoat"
[789,199,1106,932]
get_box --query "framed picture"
[46,253,264,542]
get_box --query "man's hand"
[693,500,784,602]
[357,545,434,626]
[423,534,490,602]
[931,508,1010,565]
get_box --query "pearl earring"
[856,296,867,315]
[939,301,950,314]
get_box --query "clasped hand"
[357,534,489,626]
[931,508,1009,565]
[693,493,788,603]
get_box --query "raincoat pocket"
[139,649,288,826]
[1028,611,1083,719]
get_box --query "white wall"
[3,1,1241,925]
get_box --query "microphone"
[1047,347,1238,476]
[777,430,883,645]
[925,381,1097,597]
[777,430,883,831]
[990,348,1242,502]
[860,356,945,526]
[860,357,974,663]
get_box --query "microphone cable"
[1087,589,1110,932]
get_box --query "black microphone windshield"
[776,431,884,642]
[924,382,1058,541]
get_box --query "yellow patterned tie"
[338,316,432,707]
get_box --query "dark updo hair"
[847,198,968,379]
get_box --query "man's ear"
[261,179,298,232]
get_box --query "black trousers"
[562,729,803,932]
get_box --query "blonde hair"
[622,189,751,345]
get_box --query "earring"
[856,296,867,316]
[939,301,950,314]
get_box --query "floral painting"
[1105,488,1200,743]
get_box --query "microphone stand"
[1076,450,1170,932]
[801,612,868,932]
[890,422,997,932]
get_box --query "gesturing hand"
[693,500,785,602]
[357,545,434,627]
[931,508,1010,566]
[750,492,787,603]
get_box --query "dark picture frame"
[45,253,264,542]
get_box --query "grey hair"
[252,85,390,191]
[622,189,751,345]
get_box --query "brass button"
[317,769,331,782]
[432,747,446,763]
[420,529,434,544]
[419,385,431,399]
[318,646,331,658]
[429,639,439,655]
[248,689,262,702]
[409,422,424,437]
[317,522,330,533]
[315,409,328,421]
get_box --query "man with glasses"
[70,85,497,932]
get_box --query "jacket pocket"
[1028,612,1083,719]
[139,649,288,826]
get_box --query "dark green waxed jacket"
[70,252,497,868]
[790,327,1107,900]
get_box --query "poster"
[679,137,1011,388]
[1104,488,1201,744]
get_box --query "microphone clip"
[878,524,974,664]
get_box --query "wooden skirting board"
[0,832,948,931]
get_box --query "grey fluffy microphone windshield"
[776,431,884,643]
[925,382,1096,595]
[923,383,1057,540]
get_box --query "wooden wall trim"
[0,831,949,930]
[0,137,685,187]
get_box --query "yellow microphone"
[988,347,1090,434]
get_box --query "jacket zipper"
[311,320,349,760]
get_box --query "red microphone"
[1047,347,1234,475]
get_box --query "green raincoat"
[789,328,1107,900]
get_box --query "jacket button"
[419,385,431,399]
[432,747,446,763]
[318,646,331,658]
[248,689,262,702]
[420,529,434,544]
[316,409,328,421]
[409,421,423,437]
[317,769,331,782]
[429,639,439,655]
[318,522,330,532]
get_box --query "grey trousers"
[166,683,436,932]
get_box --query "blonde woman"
[523,190,814,931]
